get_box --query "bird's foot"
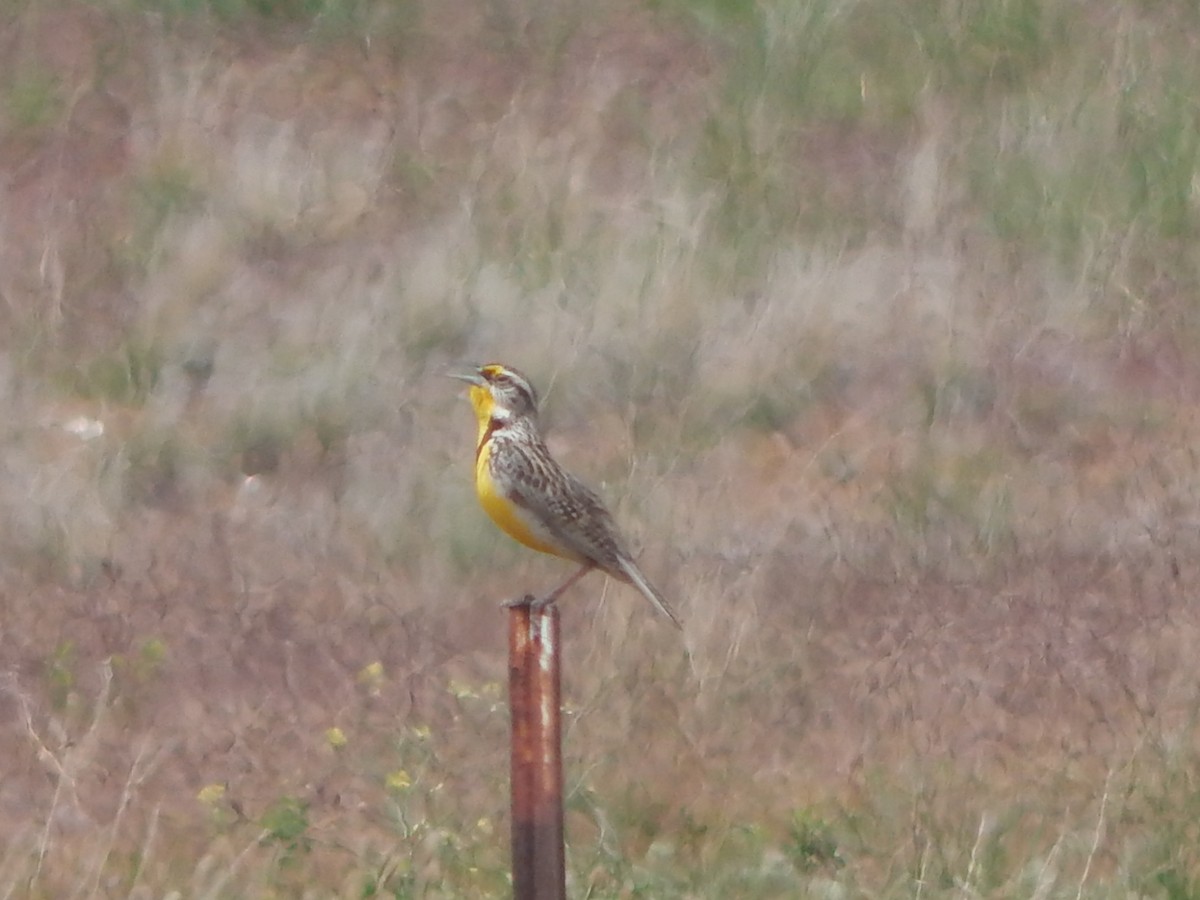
[500,594,534,610]
[529,594,559,612]
[500,593,559,613]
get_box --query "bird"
[450,363,682,629]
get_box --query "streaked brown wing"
[506,456,628,571]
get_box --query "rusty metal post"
[508,599,565,900]
[509,601,536,895]
[531,606,564,896]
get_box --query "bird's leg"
[501,564,593,611]
[532,564,594,611]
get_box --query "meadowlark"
[450,363,682,629]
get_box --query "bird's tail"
[616,556,683,630]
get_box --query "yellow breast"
[475,440,571,559]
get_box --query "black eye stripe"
[485,369,517,389]
[480,365,537,408]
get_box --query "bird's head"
[449,363,539,429]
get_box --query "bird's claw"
[529,594,558,612]
[500,594,558,613]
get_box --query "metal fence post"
[508,600,565,900]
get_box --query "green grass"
[119,0,394,30]
[61,341,164,407]
[4,67,62,131]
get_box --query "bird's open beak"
[447,369,485,387]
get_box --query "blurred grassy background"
[3,0,1200,896]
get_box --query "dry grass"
[2,0,1200,896]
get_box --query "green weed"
[4,67,62,131]
[45,641,78,712]
[786,809,843,874]
[61,341,164,407]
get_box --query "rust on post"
[508,599,565,900]
[531,608,564,897]
[508,600,536,896]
